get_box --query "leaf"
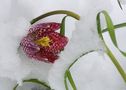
[64,70,77,90]
[96,10,126,83]
[117,0,123,9]
[66,70,77,90]
[102,22,126,33]
[101,11,118,46]
[64,71,69,90]
[99,11,126,57]
[60,16,68,36]
[64,50,94,90]
[13,79,51,90]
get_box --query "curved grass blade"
[13,79,51,90]
[64,50,94,90]
[62,16,77,90]
[30,10,80,24]
[101,11,126,57]
[64,72,69,90]
[117,0,123,9]
[102,22,126,33]
[96,10,126,83]
[66,70,77,90]
[60,16,68,36]
[101,11,118,46]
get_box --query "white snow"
[48,0,112,90]
[119,0,126,4]
[0,0,126,90]
[0,0,52,86]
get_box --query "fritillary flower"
[20,22,68,63]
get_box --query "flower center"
[35,36,51,47]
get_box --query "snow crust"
[0,0,52,85]
[119,0,126,4]
[0,0,126,90]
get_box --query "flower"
[20,22,68,63]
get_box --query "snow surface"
[119,0,126,4]
[0,0,126,90]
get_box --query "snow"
[0,0,126,90]
[48,0,112,90]
[119,0,126,4]
[0,0,52,85]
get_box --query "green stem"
[30,10,80,24]
[13,79,51,90]
[106,47,126,82]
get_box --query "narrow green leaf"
[13,79,51,90]
[60,16,68,36]
[99,11,126,57]
[66,70,77,90]
[96,10,126,83]
[106,47,126,82]
[64,71,69,90]
[102,22,126,33]
[64,50,94,90]
[120,51,126,56]
[117,0,123,9]
[13,84,18,90]
[101,11,118,46]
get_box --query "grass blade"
[100,11,126,57]
[30,10,80,24]
[13,79,51,90]
[117,0,123,9]
[66,70,77,90]
[96,10,126,83]
[60,16,67,36]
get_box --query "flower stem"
[30,10,80,24]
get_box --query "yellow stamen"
[35,36,51,47]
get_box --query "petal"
[29,22,60,34]
[43,32,68,54]
[20,37,40,55]
[33,50,58,63]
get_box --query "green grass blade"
[30,10,80,24]
[101,11,118,46]
[102,22,126,33]
[60,16,67,36]
[106,47,126,82]
[100,11,126,57]
[66,70,77,90]
[13,79,51,90]
[64,72,69,90]
[117,0,123,9]
[96,10,126,83]
[64,50,94,90]
[64,70,77,90]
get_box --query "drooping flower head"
[20,22,68,63]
